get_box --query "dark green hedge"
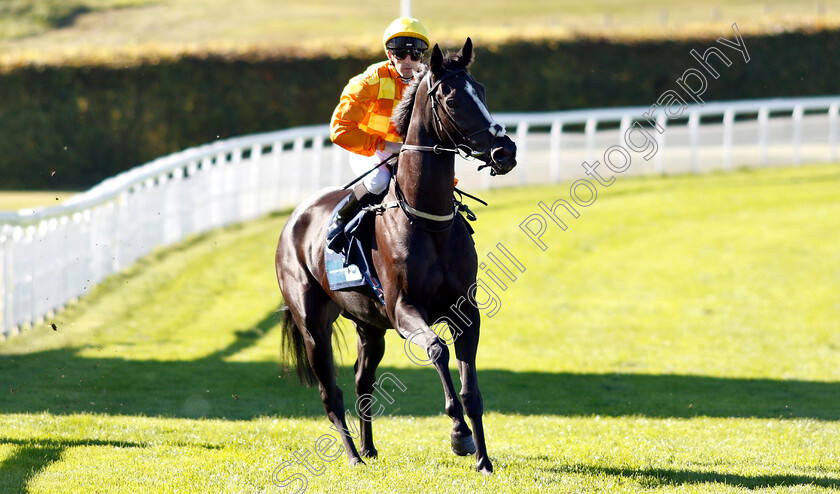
[1,28,837,190]
[476,29,835,112]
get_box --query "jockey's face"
[387,49,422,80]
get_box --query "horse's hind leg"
[352,322,387,458]
[286,287,365,465]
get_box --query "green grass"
[0,191,77,211]
[1,0,838,65]
[2,164,840,493]
[0,0,91,39]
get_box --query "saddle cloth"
[324,202,385,304]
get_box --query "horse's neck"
[397,120,455,216]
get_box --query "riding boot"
[326,182,368,251]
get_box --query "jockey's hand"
[383,141,402,154]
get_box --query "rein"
[340,153,398,190]
[400,142,482,160]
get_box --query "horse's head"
[425,38,517,176]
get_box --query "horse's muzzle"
[489,136,517,175]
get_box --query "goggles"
[391,48,425,61]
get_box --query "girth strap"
[364,201,456,222]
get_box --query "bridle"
[379,68,501,231]
[401,69,503,172]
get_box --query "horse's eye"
[446,99,457,110]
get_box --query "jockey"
[326,17,430,249]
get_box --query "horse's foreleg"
[453,317,492,475]
[353,323,387,458]
[393,302,473,457]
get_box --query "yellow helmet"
[382,17,430,52]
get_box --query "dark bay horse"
[275,38,516,474]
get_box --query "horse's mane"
[392,51,472,136]
[392,66,427,136]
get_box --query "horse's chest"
[373,220,476,296]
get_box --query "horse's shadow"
[3,308,838,420]
[3,307,840,490]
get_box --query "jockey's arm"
[330,77,389,157]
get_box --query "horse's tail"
[279,305,317,386]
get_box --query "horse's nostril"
[491,147,506,161]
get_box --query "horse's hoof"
[451,434,477,456]
[349,456,366,466]
[475,458,494,475]
[361,447,378,459]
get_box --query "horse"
[275,38,516,475]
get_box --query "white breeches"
[349,149,392,195]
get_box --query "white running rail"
[1,96,839,337]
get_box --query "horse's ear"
[430,43,444,76]
[457,37,474,67]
